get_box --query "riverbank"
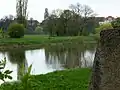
[0,35,99,50]
[0,68,91,90]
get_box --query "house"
[99,16,115,25]
[106,16,115,22]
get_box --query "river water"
[0,43,96,83]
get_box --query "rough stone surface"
[89,29,120,90]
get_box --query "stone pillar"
[89,29,120,90]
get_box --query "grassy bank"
[0,35,99,50]
[0,68,91,90]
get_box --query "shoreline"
[0,41,97,51]
[0,35,99,51]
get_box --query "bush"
[111,18,120,29]
[95,23,113,34]
[8,23,24,38]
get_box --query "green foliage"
[95,23,113,34]
[0,29,8,38]
[82,28,89,36]
[111,18,120,29]
[21,64,32,90]
[0,64,32,90]
[0,29,5,38]
[8,23,25,38]
[0,68,91,90]
[42,6,96,36]
[24,28,34,34]
[0,58,13,82]
[16,16,27,28]
[16,0,28,28]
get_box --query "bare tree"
[69,3,83,15]
[51,9,63,18]
[82,5,95,18]
[69,3,97,17]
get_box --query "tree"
[51,9,63,36]
[111,17,120,29]
[60,9,74,35]
[81,5,96,35]
[44,8,49,20]
[42,9,63,36]
[47,14,58,36]
[82,17,96,34]
[0,16,14,31]
[16,0,28,27]
[52,9,63,18]
[29,18,33,26]
[69,3,83,15]
[69,3,97,35]
[69,4,83,35]
[69,3,96,17]
[42,3,97,36]
[82,5,95,18]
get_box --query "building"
[99,16,115,25]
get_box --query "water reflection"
[25,49,62,75]
[0,43,96,82]
[44,43,96,68]
[7,50,28,80]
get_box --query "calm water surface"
[0,43,96,83]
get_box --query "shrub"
[8,23,24,38]
[111,18,120,29]
[95,23,113,34]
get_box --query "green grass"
[0,35,99,46]
[0,68,91,90]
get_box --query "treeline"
[0,16,39,34]
[0,2,103,36]
[41,3,99,36]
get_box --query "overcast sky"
[0,0,120,22]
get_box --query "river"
[0,43,96,83]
